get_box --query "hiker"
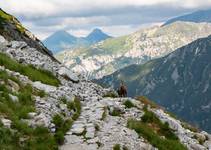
[117,82,127,97]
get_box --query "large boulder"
[33,81,57,93]
[58,67,79,83]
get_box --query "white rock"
[9,94,19,102]
[1,118,12,128]
[71,127,85,135]
[190,143,206,150]
[0,35,6,43]
[60,104,67,111]
[204,141,211,149]
[58,67,79,83]
[28,112,37,119]
[85,126,95,139]
[10,41,27,49]
[33,81,57,93]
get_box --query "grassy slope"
[127,104,187,150]
[0,70,57,149]
[0,53,60,86]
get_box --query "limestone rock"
[33,81,57,93]
[58,67,79,83]
[9,94,19,102]
[7,79,20,92]
[1,118,12,128]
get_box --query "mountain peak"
[92,28,104,33]
[86,28,111,43]
[50,30,76,39]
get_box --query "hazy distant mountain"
[43,29,111,54]
[97,35,211,132]
[56,22,211,79]
[43,30,78,54]
[85,28,111,44]
[164,9,211,26]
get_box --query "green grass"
[127,108,187,150]
[124,100,135,108]
[0,52,60,86]
[113,144,121,150]
[53,97,81,144]
[0,9,12,27]
[0,71,58,149]
[101,107,107,120]
[123,145,129,150]
[103,91,118,98]
[109,107,122,117]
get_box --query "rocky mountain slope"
[43,29,111,54]
[164,9,211,26]
[0,8,55,61]
[56,21,211,79]
[1,9,211,150]
[1,36,211,149]
[97,35,211,133]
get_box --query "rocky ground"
[1,35,211,150]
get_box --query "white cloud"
[1,0,211,18]
[1,0,211,40]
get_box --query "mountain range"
[97,35,211,132]
[56,21,211,79]
[164,9,211,26]
[43,28,111,54]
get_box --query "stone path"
[60,97,153,150]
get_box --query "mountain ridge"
[43,28,111,54]
[96,34,211,132]
[56,21,211,79]
[163,9,211,26]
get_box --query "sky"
[1,0,211,40]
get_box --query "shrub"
[60,96,67,104]
[67,101,75,111]
[36,90,46,98]
[52,114,64,130]
[124,100,135,108]
[113,144,121,150]
[109,107,122,117]
[54,131,64,145]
